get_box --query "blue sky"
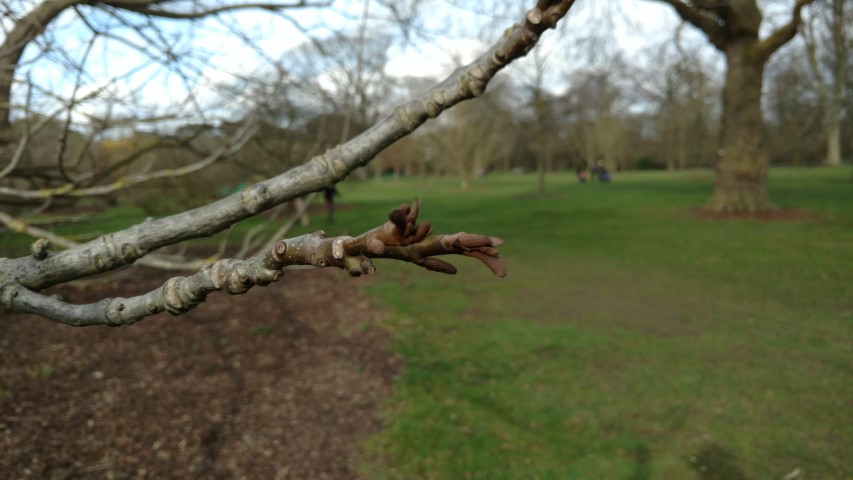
[4,0,805,131]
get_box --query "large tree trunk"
[655,0,816,212]
[705,41,770,213]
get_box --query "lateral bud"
[30,238,50,260]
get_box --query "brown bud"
[414,222,432,242]
[420,258,457,275]
[457,233,492,249]
[464,251,508,278]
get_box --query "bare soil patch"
[0,268,398,479]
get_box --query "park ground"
[1,167,852,479]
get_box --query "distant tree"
[562,69,629,172]
[764,49,824,165]
[428,87,515,190]
[802,0,849,167]
[650,0,816,212]
[640,40,718,170]
[0,0,579,326]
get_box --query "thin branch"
[0,200,505,326]
[87,125,211,185]
[0,115,258,200]
[647,0,726,49]
[56,33,98,183]
[0,210,209,271]
[102,1,332,19]
[0,210,77,249]
[0,75,34,180]
[755,0,816,62]
[0,0,576,293]
[253,191,319,256]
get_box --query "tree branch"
[101,1,332,19]
[754,0,816,61]
[0,210,210,271]
[0,116,258,200]
[0,0,576,292]
[648,0,726,50]
[1,200,505,326]
[0,0,82,135]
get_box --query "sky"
[2,0,805,131]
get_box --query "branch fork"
[1,200,505,326]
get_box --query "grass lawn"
[2,167,850,478]
[324,168,852,479]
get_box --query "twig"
[1,200,505,326]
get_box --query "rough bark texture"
[2,200,506,326]
[706,40,770,213]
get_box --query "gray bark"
[1,0,577,325]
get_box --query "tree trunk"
[705,41,770,213]
[825,107,842,167]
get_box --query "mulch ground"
[0,267,399,479]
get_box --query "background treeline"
[3,1,848,214]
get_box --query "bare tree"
[635,38,718,170]
[562,69,628,172]
[0,0,580,326]
[649,0,816,212]
[803,0,849,167]
[764,48,823,165]
[427,87,514,190]
[525,46,557,195]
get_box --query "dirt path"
[1,268,398,479]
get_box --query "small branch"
[102,1,332,19]
[56,32,98,183]
[649,0,726,49]
[0,116,258,200]
[250,191,319,257]
[1,200,505,326]
[0,210,77,249]
[755,0,816,62]
[2,0,574,292]
[0,209,208,271]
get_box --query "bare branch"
[0,117,258,200]
[755,0,816,61]
[100,1,332,19]
[0,200,505,326]
[0,0,81,134]
[251,192,319,257]
[647,0,726,49]
[0,210,77,249]
[0,210,209,271]
[0,0,577,292]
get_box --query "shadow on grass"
[689,441,750,480]
[625,444,651,480]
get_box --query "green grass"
[2,168,851,478]
[325,168,852,479]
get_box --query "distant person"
[323,186,339,223]
[576,165,587,183]
[600,167,611,183]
